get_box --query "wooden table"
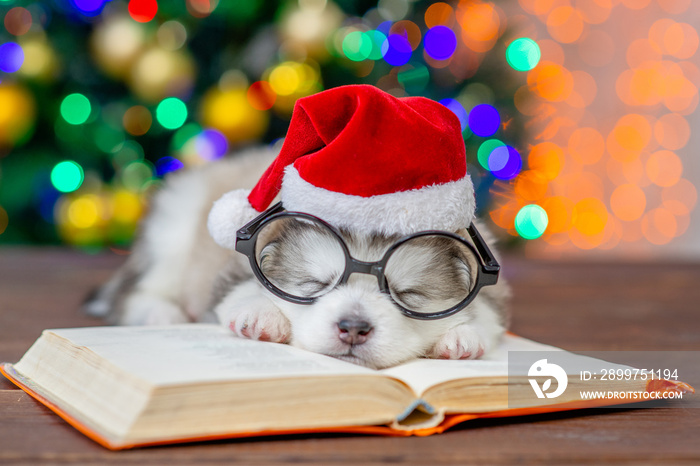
[1,248,698,465]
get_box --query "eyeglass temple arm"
[236,202,285,241]
[466,223,501,277]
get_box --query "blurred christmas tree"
[0,0,531,250]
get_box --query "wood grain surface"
[1,248,698,465]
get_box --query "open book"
[1,324,693,449]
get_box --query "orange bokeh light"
[663,22,698,59]
[610,184,647,221]
[662,178,697,216]
[424,2,455,28]
[646,150,683,187]
[457,1,503,53]
[390,21,422,51]
[573,197,608,236]
[641,208,677,244]
[626,39,662,69]
[514,170,549,201]
[574,0,612,25]
[527,61,574,102]
[569,127,604,165]
[528,142,564,180]
[537,39,565,66]
[541,195,575,233]
[546,6,585,44]
[654,113,690,150]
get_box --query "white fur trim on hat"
[207,189,259,249]
[280,166,476,236]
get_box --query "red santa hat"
[208,84,475,249]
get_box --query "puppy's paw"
[427,324,486,360]
[214,295,292,343]
[229,307,291,343]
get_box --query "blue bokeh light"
[468,104,501,137]
[155,156,184,177]
[424,26,457,61]
[381,34,412,67]
[0,42,24,73]
[439,98,468,132]
[376,21,393,37]
[71,0,106,15]
[196,129,229,161]
[488,145,522,180]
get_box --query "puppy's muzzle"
[337,318,373,345]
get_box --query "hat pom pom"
[207,189,259,250]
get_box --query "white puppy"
[86,147,510,369]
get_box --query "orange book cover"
[1,360,693,450]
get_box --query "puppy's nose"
[337,319,373,345]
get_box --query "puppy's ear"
[207,189,259,249]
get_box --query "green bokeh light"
[367,30,387,60]
[506,38,541,72]
[477,139,505,170]
[51,161,84,193]
[156,97,188,130]
[398,65,430,94]
[342,31,372,62]
[515,204,548,240]
[60,93,92,125]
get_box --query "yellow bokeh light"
[111,190,144,224]
[68,195,102,229]
[269,64,300,96]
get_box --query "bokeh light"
[73,0,107,16]
[0,42,24,73]
[51,161,84,193]
[439,98,467,132]
[342,31,372,62]
[382,34,412,66]
[247,81,276,111]
[156,97,187,130]
[468,104,500,137]
[123,105,152,136]
[0,0,696,254]
[60,94,92,125]
[477,139,505,170]
[195,129,228,161]
[129,0,158,23]
[489,145,522,180]
[424,26,457,61]
[155,156,184,177]
[4,7,33,36]
[506,38,541,71]
[515,204,548,240]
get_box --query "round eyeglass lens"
[254,215,346,299]
[384,234,477,314]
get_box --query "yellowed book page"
[380,335,566,395]
[32,324,378,386]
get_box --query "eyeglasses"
[235,202,500,320]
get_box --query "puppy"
[86,146,509,369]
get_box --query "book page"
[45,324,377,386]
[380,334,564,395]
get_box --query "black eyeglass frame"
[235,202,500,320]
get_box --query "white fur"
[281,166,477,236]
[207,189,260,250]
[91,147,508,369]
